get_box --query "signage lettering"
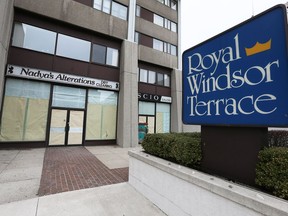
[138,93,172,103]
[7,65,119,91]
[182,5,288,126]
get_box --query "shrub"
[255,147,288,200]
[267,130,288,147]
[142,133,176,161]
[171,137,201,169]
[142,133,201,169]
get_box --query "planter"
[128,150,288,216]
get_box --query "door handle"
[66,122,70,132]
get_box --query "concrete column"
[170,68,182,132]
[171,68,201,133]
[117,40,138,148]
[0,0,14,111]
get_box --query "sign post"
[182,5,288,185]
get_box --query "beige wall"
[0,0,14,112]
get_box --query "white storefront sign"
[6,65,120,91]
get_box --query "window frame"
[93,0,128,20]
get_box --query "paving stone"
[38,147,128,196]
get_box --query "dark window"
[92,44,106,64]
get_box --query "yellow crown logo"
[245,39,271,56]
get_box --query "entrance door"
[49,109,84,146]
[139,115,155,134]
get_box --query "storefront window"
[56,34,91,62]
[139,101,155,115]
[156,103,170,133]
[86,89,118,140]
[12,22,57,54]
[0,79,50,141]
[52,85,86,109]
[139,101,170,134]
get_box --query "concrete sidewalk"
[0,146,167,215]
[0,148,45,204]
[0,183,167,216]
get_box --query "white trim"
[127,0,136,41]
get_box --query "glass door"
[49,109,67,146]
[48,109,84,146]
[139,115,155,134]
[67,110,84,145]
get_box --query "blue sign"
[182,5,288,127]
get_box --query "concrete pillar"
[171,68,201,133]
[0,0,14,111]
[117,40,138,148]
[170,68,182,132]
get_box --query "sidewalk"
[0,146,167,216]
[0,183,166,216]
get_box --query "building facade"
[0,0,190,148]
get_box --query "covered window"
[86,89,118,140]
[0,79,50,141]
[12,22,57,54]
[156,103,170,133]
[139,101,155,115]
[52,85,86,109]
[56,34,91,62]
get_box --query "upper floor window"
[56,34,91,62]
[12,22,120,67]
[153,38,177,56]
[139,68,170,87]
[137,5,177,33]
[12,22,57,54]
[93,0,127,20]
[157,0,177,10]
[136,5,141,17]
[154,14,177,32]
[92,44,119,67]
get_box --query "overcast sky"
[181,0,287,53]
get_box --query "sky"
[181,0,287,53]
